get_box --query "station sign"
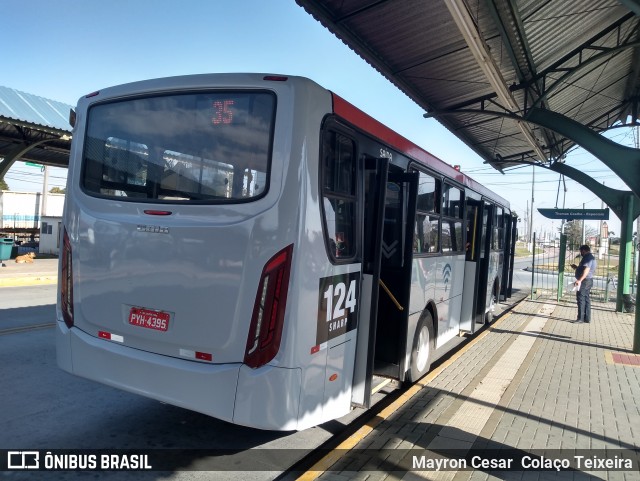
[538,208,609,220]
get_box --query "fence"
[527,233,637,303]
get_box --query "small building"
[0,191,65,229]
[0,191,65,248]
[39,215,62,255]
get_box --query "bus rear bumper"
[56,321,239,423]
[233,364,302,431]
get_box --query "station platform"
[302,294,640,480]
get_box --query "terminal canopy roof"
[296,0,640,172]
[0,86,73,169]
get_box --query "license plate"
[128,307,170,332]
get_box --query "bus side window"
[442,220,464,253]
[321,131,357,261]
[414,215,439,253]
[441,185,464,253]
[413,170,440,254]
[496,207,505,249]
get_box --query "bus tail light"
[61,229,74,328]
[244,244,293,369]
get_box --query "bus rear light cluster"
[60,229,74,328]
[244,244,293,369]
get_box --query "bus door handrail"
[379,279,404,311]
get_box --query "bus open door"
[352,159,417,408]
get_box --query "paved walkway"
[304,295,640,481]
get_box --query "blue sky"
[3,0,633,236]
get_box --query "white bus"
[57,74,516,431]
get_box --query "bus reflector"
[310,342,327,355]
[329,374,338,382]
[244,244,294,368]
[263,75,288,82]
[61,229,74,328]
[196,352,213,362]
[179,349,213,362]
[98,331,124,343]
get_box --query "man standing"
[571,245,597,323]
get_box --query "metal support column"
[530,232,536,300]
[526,108,640,200]
[617,194,635,312]
[634,266,640,354]
[549,163,640,223]
[557,233,567,301]
[0,139,52,178]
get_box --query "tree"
[0,176,8,191]
[563,220,597,248]
[49,187,66,194]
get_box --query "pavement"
[0,257,58,287]
[3,262,639,479]
[301,294,640,481]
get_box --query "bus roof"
[331,93,510,209]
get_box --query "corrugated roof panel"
[402,51,490,109]
[0,86,72,132]
[297,0,640,170]
[523,0,627,72]
[339,1,440,72]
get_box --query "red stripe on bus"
[330,93,508,206]
[331,93,458,174]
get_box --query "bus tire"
[409,312,434,382]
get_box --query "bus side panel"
[485,251,501,312]
[293,262,361,429]
[278,82,362,429]
[409,257,436,315]
[460,261,477,332]
[299,264,361,427]
[407,257,436,371]
[435,254,465,348]
[322,333,356,421]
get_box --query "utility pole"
[525,200,529,241]
[41,165,49,218]
[529,165,535,251]
[582,203,586,245]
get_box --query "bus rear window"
[81,91,275,202]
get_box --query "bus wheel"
[409,312,434,382]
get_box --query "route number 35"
[323,280,357,323]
